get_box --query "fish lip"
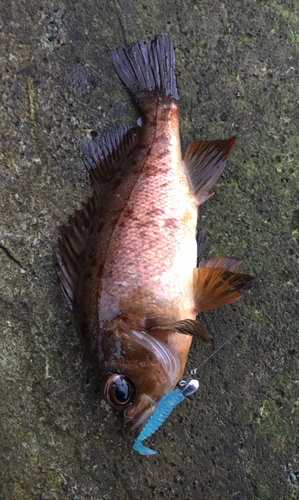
[114,326,182,438]
[123,401,158,438]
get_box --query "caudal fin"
[109,34,178,109]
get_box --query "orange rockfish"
[56,34,255,442]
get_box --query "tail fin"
[109,34,178,107]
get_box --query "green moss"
[256,401,281,436]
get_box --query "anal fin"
[184,137,236,205]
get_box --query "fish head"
[100,325,182,437]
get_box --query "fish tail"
[109,34,178,112]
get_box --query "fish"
[56,34,256,446]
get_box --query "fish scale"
[102,104,197,316]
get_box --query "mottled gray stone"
[1,1,299,499]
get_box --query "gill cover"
[100,325,183,437]
[122,327,181,387]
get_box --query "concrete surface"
[1,0,299,499]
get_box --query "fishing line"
[188,328,243,377]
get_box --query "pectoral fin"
[152,319,213,346]
[184,137,236,206]
[193,267,256,313]
[170,319,213,345]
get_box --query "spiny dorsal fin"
[155,319,213,346]
[56,196,96,310]
[184,137,236,206]
[56,125,139,309]
[82,125,139,195]
[193,267,256,313]
[109,34,178,107]
[199,256,243,272]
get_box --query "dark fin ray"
[145,316,175,330]
[56,196,96,310]
[158,319,213,346]
[109,34,178,110]
[147,317,212,346]
[55,251,74,310]
[193,267,256,313]
[82,125,139,195]
[57,126,138,309]
[184,137,236,205]
[199,256,244,272]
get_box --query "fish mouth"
[123,395,159,438]
[111,326,182,438]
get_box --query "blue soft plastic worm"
[133,379,199,455]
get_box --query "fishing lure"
[133,378,199,455]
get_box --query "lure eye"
[103,374,135,409]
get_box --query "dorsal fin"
[56,125,139,310]
[193,267,256,313]
[55,196,96,310]
[184,137,236,206]
[82,125,139,195]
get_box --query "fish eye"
[103,374,135,409]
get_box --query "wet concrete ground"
[1,1,299,499]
